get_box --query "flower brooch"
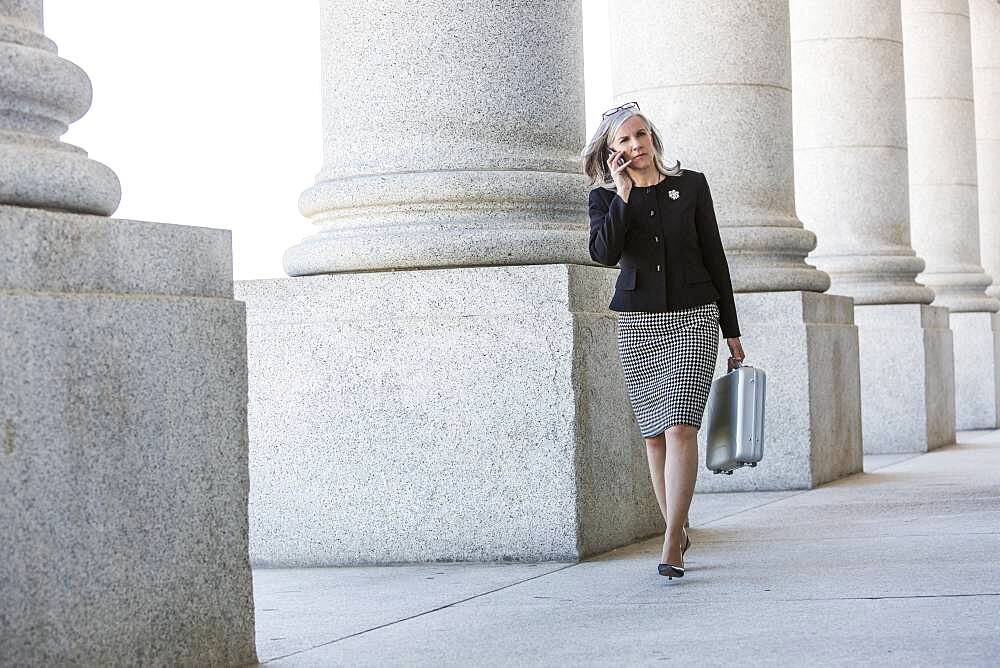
[668,189,680,200]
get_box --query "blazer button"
[649,210,655,216]
[654,235,660,243]
[656,264,662,272]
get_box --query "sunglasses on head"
[602,101,639,118]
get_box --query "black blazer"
[588,169,741,338]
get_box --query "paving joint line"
[262,563,577,663]
[618,592,1000,606]
[775,592,1000,602]
[692,529,1000,545]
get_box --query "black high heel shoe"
[657,563,684,579]
[658,529,690,579]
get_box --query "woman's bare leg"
[659,424,699,566]
[644,435,668,524]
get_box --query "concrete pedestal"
[237,265,662,565]
[952,312,1000,430]
[0,206,256,666]
[695,292,863,492]
[854,304,955,453]
[241,275,864,562]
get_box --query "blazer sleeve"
[695,172,741,339]
[588,188,630,266]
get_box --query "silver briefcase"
[703,362,766,475]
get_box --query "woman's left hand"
[726,337,745,372]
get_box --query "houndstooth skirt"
[617,303,720,437]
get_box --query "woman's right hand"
[607,148,633,202]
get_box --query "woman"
[583,102,745,580]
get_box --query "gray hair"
[581,107,681,188]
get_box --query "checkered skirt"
[617,303,720,437]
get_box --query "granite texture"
[0,290,256,666]
[237,265,662,566]
[901,0,998,313]
[791,0,934,306]
[853,304,955,453]
[0,6,254,663]
[284,0,589,274]
[970,0,1000,300]
[0,2,120,215]
[951,311,1000,430]
[0,204,235,297]
[695,291,863,492]
[0,1,42,28]
[608,0,830,294]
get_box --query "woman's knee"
[665,423,698,440]
[644,433,667,448]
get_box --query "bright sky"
[46,1,612,280]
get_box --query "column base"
[237,265,662,565]
[951,312,1000,430]
[853,304,955,453]
[0,207,255,666]
[695,291,864,491]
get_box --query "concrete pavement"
[252,430,1000,666]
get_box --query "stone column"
[790,0,954,453]
[238,0,664,565]
[970,0,1000,430]
[283,1,589,275]
[611,2,828,295]
[902,0,1000,430]
[607,0,862,490]
[0,3,255,663]
[971,0,1000,300]
[0,1,119,214]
